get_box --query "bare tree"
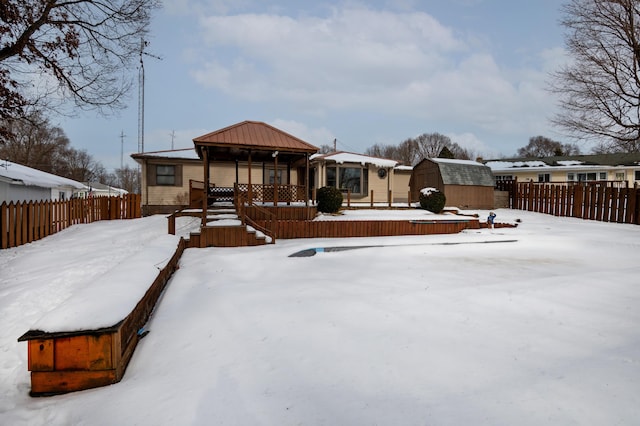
[0,111,70,171]
[0,0,160,139]
[516,136,582,157]
[365,133,473,165]
[550,0,640,153]
[115,165,141,193]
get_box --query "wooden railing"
[497,180,639,224]
[235,185,277,242]
[1,194,141,249]
[235,183,306,204]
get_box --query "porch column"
[273,152,279,206]
[305,153,310,206]
[247,150,252,203]
[201,148,209,227]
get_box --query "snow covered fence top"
[30,234,182,334]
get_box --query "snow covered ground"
[1,209,639,425]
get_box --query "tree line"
[0,112,140,193]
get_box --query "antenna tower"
[138,39,162,153]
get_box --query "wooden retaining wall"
[1,195,141,249]
[259,219,476,239]
[18,237,186,396]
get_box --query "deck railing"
[235,186,277,242]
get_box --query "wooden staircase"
[190,203,273,248]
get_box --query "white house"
[74,182,128,199]
[0,160,86,203]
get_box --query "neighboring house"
[310,151,411,204]
[0,160,86,203]
[133,121,319,215]
[409,158,495,209]
[484,153,640,186]
[74,182,128,199]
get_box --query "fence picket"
[505,181,639,226]
[0,195,141,250]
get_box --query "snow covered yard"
[1,210,639,425]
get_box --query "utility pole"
[119,130,126,169]
[170,130,176,150]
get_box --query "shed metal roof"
[430,158,495,186]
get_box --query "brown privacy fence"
[1,194,141,249]
[496,180,640,225]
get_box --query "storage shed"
[409,158,495,209]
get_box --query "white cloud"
[270,119,335,147]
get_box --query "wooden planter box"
[18,238,187,396]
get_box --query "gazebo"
[192,120,319,227]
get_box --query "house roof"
[193,121,318,158]
[0,160,85,190]
[131,148,200,161]
[426,158,495,186]
[484,152,640,169]
[311,151,398,168]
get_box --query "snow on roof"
[486,160,609,172]
[313,151,398,168]
[430,158,485,166]
[556,160,585,166]
[0,160,86,189]
[131,148,200,160]
[394,165,414,171]
[485,160,547,170]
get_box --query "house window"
[537,173,550,182]
[326,165,368,196]
[495,175,513,181]
[59,192,66,200]
[576,172,602,182]
[635,170,640,181]
[615,172,625,181]
[156,165,176,185]
[567,172,575,181]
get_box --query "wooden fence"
[496,180,640,225]
[1,194,141,249]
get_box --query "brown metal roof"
[193,121,318,154]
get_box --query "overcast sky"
[59,0,570,171]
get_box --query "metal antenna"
[138,39,162,153]
[170,130,176,150]
[119,130,126,169]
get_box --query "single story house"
[0,160,86,203]
[409,158,495,209]
[74,182,128,199]
[310,151,411,204]
[484,153,640,186]
[132,121,318,215]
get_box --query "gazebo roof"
[193,121,318,162]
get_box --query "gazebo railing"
[235,183,306,204]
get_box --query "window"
[59,192,66,200]
[635,170,640,181]
[615,172,625,181]
[495,175,513,181]
[156,165,176,185]
[265,168,286,184]
[567,172,575,181]
[326,165,368,195]
[537,173,550,182]
[576,172,601,182]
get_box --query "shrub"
[419,188,446,213]
[317,186,343,213]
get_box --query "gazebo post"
[247,150,253,203]
[201,148,209,227]
[305,153,310,206]
[273,152,279,206]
